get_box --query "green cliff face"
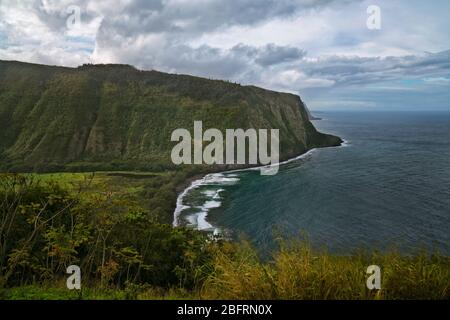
[0,60,341,172]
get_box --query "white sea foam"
[188,200,223,232]
[214,189,225,199]
[173,140,348,231]
[341,139,350,147]
[203,200,222,209]
[173,178,204,227]
[187,210,214,231]
[203,173,240,185]
[202,190,217,197]
[196,211,214,230]
[173,173,239,228]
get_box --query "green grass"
[1,285,137,300]
[33,171,159,192]
[29,171,175,221]
[2,242,449,300]
[0,285,199,300]
[200,242,450,300]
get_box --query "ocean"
[174,111,450,254]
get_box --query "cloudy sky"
[1,0,449,111]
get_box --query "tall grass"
[200,241,450,300]
[3,241,449,300]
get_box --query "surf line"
[172,139,348,228]
[172,149,311,228]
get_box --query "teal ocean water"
[174,111,450,254]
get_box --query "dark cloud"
[254,44,306,66]
[96,0,351,37]
[159,44,248,79]
[299,51,450,86]
[229,43,306,66]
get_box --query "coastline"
[173,139,347,229]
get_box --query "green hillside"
[0,60,341,172]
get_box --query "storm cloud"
[0,0,449,110]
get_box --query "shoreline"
[173,139,348,229]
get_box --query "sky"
[0,0,449,111]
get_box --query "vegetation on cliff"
[0,60,341,172]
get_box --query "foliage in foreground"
[0,173,211,290]
[201,242,450,300]
[2,243,449,300]
[0,173,449,300]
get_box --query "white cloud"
[423,77,450,85]
[0,0,449,110]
